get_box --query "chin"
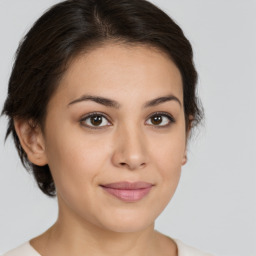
[95,209,157,233]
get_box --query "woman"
[2,0,213,255]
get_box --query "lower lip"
[101,186,152,202]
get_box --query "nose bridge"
[112,122,148,170]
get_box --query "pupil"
[152,116,162,125]
[91,116,102,126]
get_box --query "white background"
[0,0,255,255]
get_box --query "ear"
[14,118,48,166]
[181,154,187,166]
[186,114,194,139]
[182,115,194,166]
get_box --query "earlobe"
[14,119,48,166]
[182,154,187,166]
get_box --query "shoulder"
[174,239,214,256]
[2,242,41,256]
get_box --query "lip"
[100,182,153,202]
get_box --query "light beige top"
[2,239,214,256]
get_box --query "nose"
[111,125,148,170]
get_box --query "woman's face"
[42,43,187,232]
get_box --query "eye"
[145,112,175,127]
[80,113,111,129]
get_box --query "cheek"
[154,145,183,189]
[149,127,186,196]
[44,131,109,218]
[44,125,108,194]
[151,128,186,172]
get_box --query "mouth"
[99,181,154,202]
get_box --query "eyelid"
[145,111,175,128]
[79,111,175,130]
[80,112,112,129]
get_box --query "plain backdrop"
[0,0,255,255]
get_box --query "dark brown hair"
[2,0,203,197]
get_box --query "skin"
[15,43,189,256]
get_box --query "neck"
[31,196,170,256]
[50,219,157,256]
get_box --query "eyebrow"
[68,94,182,108]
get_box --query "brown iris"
[90,115,103,126]
[151,115,162,125]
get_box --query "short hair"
[2,0,203,197]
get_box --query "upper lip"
[100,181,153,190]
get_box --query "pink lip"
[100,182,153,202]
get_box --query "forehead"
[51,43,183,106]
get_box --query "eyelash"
[80,111,175,130]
